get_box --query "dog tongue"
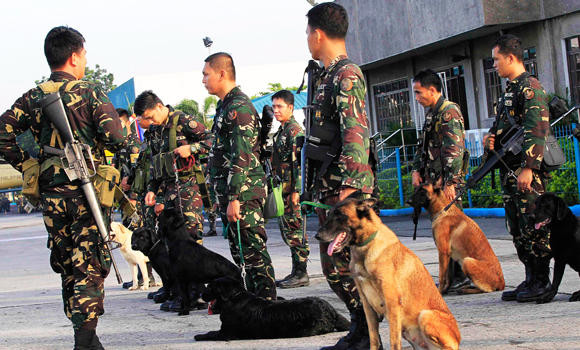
[208,299,216,315]
[534,222,543,230]
[327,232,346,256]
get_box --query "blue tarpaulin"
[251,91,307,113]
[107,78,135,110]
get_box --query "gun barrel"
[41,92,75,144]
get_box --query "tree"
[175,98,215,129]
[34,64,116,94]
[250,82,299,99]
[203,96,217,117]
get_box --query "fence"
[375,123,580,208]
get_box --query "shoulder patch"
[188,120,198,129]
[228,110,238,120]
[340,78,354,92]
[523,88,535,100]
[443,111,453,122]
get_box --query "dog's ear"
[356,198,375,219]
[556,196,569,221]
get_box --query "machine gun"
[40,92,123,284]
[444,104,580,211]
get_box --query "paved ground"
[0,212,579,349]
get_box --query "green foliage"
[34,64,116,94]
[203,96,217,117]
[250,83,299,99]
[175,99,202,118]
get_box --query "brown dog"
[408,184,505,294]
[317,198,461,350]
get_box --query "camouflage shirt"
[412,96,466,187]
[147,107,210,197]
[312,55,374,198]
[272,115,303,194]
[0,71,126,194]
[114,132,141,178]
[209,86,266,202]
[488,72,549,170]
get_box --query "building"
[336,0,580,138]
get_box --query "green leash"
[300,201,332,211]
[224,220,247,290]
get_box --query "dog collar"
[356,231,378,247]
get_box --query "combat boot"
[275,263,296,287]
[74,328,104,350]
[502,262,532,301]
[320,307,382,350]
[278,261,309,289]
[447,259,470,293]
[517,257,552,303]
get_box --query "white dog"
[110,222,150,291]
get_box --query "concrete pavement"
[0,212,579,349]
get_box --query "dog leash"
[224,220,248,290]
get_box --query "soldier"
[484,34,551,303]
[270,90,310,289]
[411,69,469,292]
[202,161,218,237]
[0,26,126,349]
[304,4,375,349]
[135,91,210,311]
[202,52,277,300]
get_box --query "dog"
[110,222,151,291]
[157,208,242,315]
[194,276,350,340]
[532,193,580,303]
[317,197,460,350]
[131,226,175,303]
[408,184,505,294]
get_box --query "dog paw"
[139,285,149,291]
[570,291,580,302]
[128,286,138,291]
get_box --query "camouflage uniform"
[309,55,374,312]
[114,132,142,230]
[272,115,309,265]
[0,71,126,331]
[209,86,276,300]
[412,96,467,191]
[147,107,210,243]
[131,127,158,232]
[202,161,218,235]
[488,72,550,262]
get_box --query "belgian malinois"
[408,184,505,294]
[317,197,461,350]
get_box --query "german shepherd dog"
[317,197,461,350]
[194,276,350,340]
[408,184,505,294]
[532,193,580,303]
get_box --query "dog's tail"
[334,312,351,331]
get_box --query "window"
[372,79,412,132]
[523,47,537,76]
[438,65,470,129]
[566,36,580,104]
[483,57,503,117]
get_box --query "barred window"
[566,36,580,104]
[372,79,412,132]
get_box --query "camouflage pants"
[206,203,217,230]
[278,193,309,264]
[219,198,277,300]
[317,194,367,313]
[501,169,551,262]
[163,178,204,244]
[41,194,111,331]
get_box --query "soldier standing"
[305,4,375,349]
[485,34,551,303]
[271,90,310,289]
[202,52,277,300]
[0,26,126,349]
[411,69,469,292]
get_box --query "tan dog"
[408,184,505,294]
[317,198,461,350]
[110,222,150,291]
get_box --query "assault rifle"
[260,105,278,186]
[40,92,123,284]
[444,104,580,211]
[297,60,322,236]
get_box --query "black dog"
[195,276,350,340]
[532,193,580,303]
[157,208,242,315]
[131,226,175,303]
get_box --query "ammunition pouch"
[152,152,176,180]
[93,165,121,208]
[305,121,341,183]
[131,164,149,195]
[21,158,40,204]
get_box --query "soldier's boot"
[447,259,470,292]
[502,262,533,301]
[275,263,296,287]
[321,307,382,350]
[278,261,309,289]
[204,216,217,237]
[73,329,104,350]
[517,257,552,303]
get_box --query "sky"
[0,0,315,109]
